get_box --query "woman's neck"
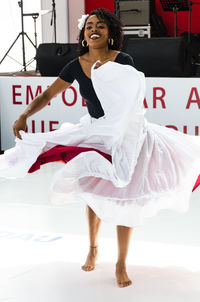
[86,47,112,62]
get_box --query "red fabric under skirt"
[192,175,200,191]
[28,144,200,192]
[28,145,112,173]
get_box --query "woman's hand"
[12,115,27,139]
[11,78,72,140]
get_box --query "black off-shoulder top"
[59,52,134,118]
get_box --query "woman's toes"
[118,280,132,287]
[81,264,95,271]
[118,282,124,287]
[115,267,132,287]
[81,249,98,272]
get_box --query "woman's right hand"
[12,115,27,139]
[11,78,72,140]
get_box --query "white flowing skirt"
[0,62,200,227]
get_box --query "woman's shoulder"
[116,51,134,67]
[61,57,79,73]
[66,57,79,67]
[116,51,133,60]
[59,57,79,82]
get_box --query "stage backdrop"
[155,0,200,37]
[0,77,200,150]
[85,0,114,14]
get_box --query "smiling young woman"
[2,7,200,290]
[59,10,135,287]
[9,8,136,288]
[78,12,122,79]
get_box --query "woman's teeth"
[90,34,100,40]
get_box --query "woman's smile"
[90,33,101,40]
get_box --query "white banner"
[1,77,200,150]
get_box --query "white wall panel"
[41,0,68,43]
[68,0,85,43]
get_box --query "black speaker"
[122,37,193,77]
[36,43,79,76]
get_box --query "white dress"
[0,61,200,227]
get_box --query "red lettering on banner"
[26,85,42,105]
[49,121,59,131]
[82,98,87,106]
[143,97,148,108]
[165,125,178,131]
[27,120,59,133]
[186,87,200,109]
[165,125,199,136]
[183,125,200,135]
[41,120,45,132]
[62,86,77,106]
[12,85,22,104]
[183,125,187,134]
[153,87,166,108]
[32,120,35,133]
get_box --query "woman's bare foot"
[81,246,98,271]
[115,262,132,288]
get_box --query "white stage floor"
[0,164,200,301]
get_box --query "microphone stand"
[50,0,57,43]
[188,1,200,43]
[115,0,120,19]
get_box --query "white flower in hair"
[78,14,89,30]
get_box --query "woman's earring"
[108,38,114,46]
[82,40,88,47]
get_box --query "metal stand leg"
[0,34,22,64]
[50,0,57,43]
[33,16,38,72]
[173,7,178,37]
[188,2,192,43]
[0,0,38,72]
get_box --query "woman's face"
[84,15,109,49]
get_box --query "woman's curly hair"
[77,8,124,55]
